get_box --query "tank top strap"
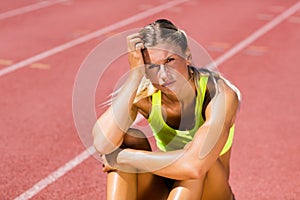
[198,75,208,102]
[151,90,161,106]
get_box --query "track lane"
[0,0,69,20]
[1,0,191,199]
[0,0,183,68]
[1,0,299,199]
[0,0,37,13]
[28,1,300,199]
[226,17,300,199]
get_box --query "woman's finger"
[127,37,144,51]
[102,163,117,172]
[127,33,141,43]
[127,33,141,49]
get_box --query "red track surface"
[1,0,299,199]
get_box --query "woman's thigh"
[167,158,233,200]
[106,171,170,200]
[202,158,233,200]
[137,173,170,200]
[167,177,205,200]
[123,128,170,200]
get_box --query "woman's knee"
[122,128,152,151]
[201,159,232,200]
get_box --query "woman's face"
[144,44,192,96]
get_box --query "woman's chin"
[153,84,180,97]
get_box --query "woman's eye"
[166,57,174,63]
[148,64,160,69]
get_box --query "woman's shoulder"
[196,67,241,101]
[134,96,152,119]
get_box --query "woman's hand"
[101,147,138,173]
[101,147,123,172]
[101,154,116,172]
[127,33,148,72]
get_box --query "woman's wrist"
[116,148,136,165]
[115,149,140,173]
[128,66,145,80]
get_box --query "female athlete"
[93,19,240,200]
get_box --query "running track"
[0,0,299,199]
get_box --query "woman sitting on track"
[93,19,240,200]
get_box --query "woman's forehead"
[147,45,185,62]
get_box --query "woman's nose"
[158,64,168,78]
[157,64,168,81]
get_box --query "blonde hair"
[101,19,241,106]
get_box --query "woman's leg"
[201,156,233,200]
[167,178,205,200]
[167,151,234,200]
[106,128,169,200]
[106,171,137,200]
[137,173,170,200]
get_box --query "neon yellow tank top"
[148,76,234,155]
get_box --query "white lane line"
[0,0,69,20]
[12,0,189,199]
[13,114,144,200]
[12,1,300,200]
[14,146,95,200]
[210,1,300,68]
[0,0,189,77]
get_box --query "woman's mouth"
[162,80,176,87]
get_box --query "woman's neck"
[162,79,196,110]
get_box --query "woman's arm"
[92,72,142,154]
[116,79,239,180]
[92,33,146,155]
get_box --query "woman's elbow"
[93,139,103,154]
[92,123,123,154]
[93,129,106,154]
[188,167,206,180]
[182,162,206,180]
[93,134,119,155]
[92,122,111,154]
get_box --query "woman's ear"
[185,48,192,65]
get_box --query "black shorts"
[163,177,175,191]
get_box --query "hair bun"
[153,19,178,31]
